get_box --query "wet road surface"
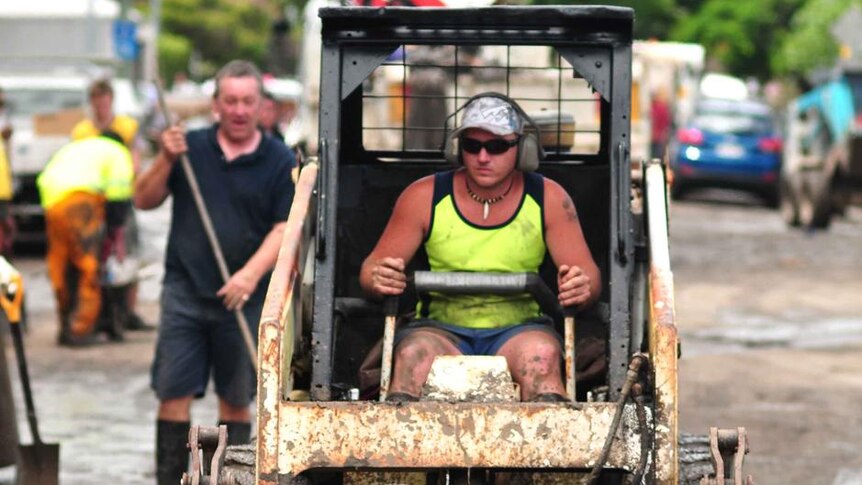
[0,202,220,485]
[672,189,862,485]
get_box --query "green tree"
[670,0,803,81]
[161,0,272,80]
[157,32,194,84]
[136,0,285,83]
[528,0,679,40]
[139,0,861,88]
[772,0,859,78]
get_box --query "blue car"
[670,98,783,206]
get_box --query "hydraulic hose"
[629,383,650,485]
[588,353,649,484]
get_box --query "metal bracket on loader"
[181,425,227,485]
[700,427,754,485]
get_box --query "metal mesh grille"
[361,44,601,156]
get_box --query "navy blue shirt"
[165,125,296,302]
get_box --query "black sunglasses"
[460,136,519,155]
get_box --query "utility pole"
[118,0,132,79]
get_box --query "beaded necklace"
[464,175,515,220]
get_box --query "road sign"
[113,19,139,61]
[831,6,862,64]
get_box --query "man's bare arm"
[134,126,185,210]
[217,222,286,310]
[543,179,601,308]
[359,176,433,299]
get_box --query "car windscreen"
[694,100,775,135]
[694,111,773,135]
[4,88,85,118]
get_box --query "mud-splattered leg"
[389,329,461,398]
[496,330,565,401]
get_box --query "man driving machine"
[360,93,601,402]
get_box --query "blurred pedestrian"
[72,78,152,332]
[0,135,14,257]
[170,71,200,97]
[134,60,295,485]
[259,90,285,142]
[650,88,672,161]
[36,131,134,346]
[72,78,144,171]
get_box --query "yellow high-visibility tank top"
[418,170,547,329]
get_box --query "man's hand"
[159,126,187,163]
[217,267,261,311]
[557,264,592,308]
[369,257,407,297]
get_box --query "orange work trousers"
[45,191,106,337]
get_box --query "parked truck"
[780,70,862,229]
[780,6,862,229]
[183,6,752,484]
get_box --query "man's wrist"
[240,265,265,288]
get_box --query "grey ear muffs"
[443,132,461,166]
[442,92,544,172]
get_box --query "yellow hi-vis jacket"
[37,137,134,210]
[0,138,12,201]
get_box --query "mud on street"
[2,189,862,484]
[673,190,862,485]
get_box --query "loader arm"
[645,159,680,483]
[257,162,319,483]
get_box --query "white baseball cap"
[449,95,524,139]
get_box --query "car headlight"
[684,146,701,161]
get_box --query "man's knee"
[390,331,457,394]
[158,396,194,421]
[501,332,563,378]
[394,335,440,370]
[218,400,251,422]
[531,338,562,364]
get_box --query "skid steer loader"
[182,6,752,484]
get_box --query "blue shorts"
[150,275,263,407]
[394,316,559,356]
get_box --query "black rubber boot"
[219,421,252,446]
[156,420,190,485]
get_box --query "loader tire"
[679,433,714,485]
